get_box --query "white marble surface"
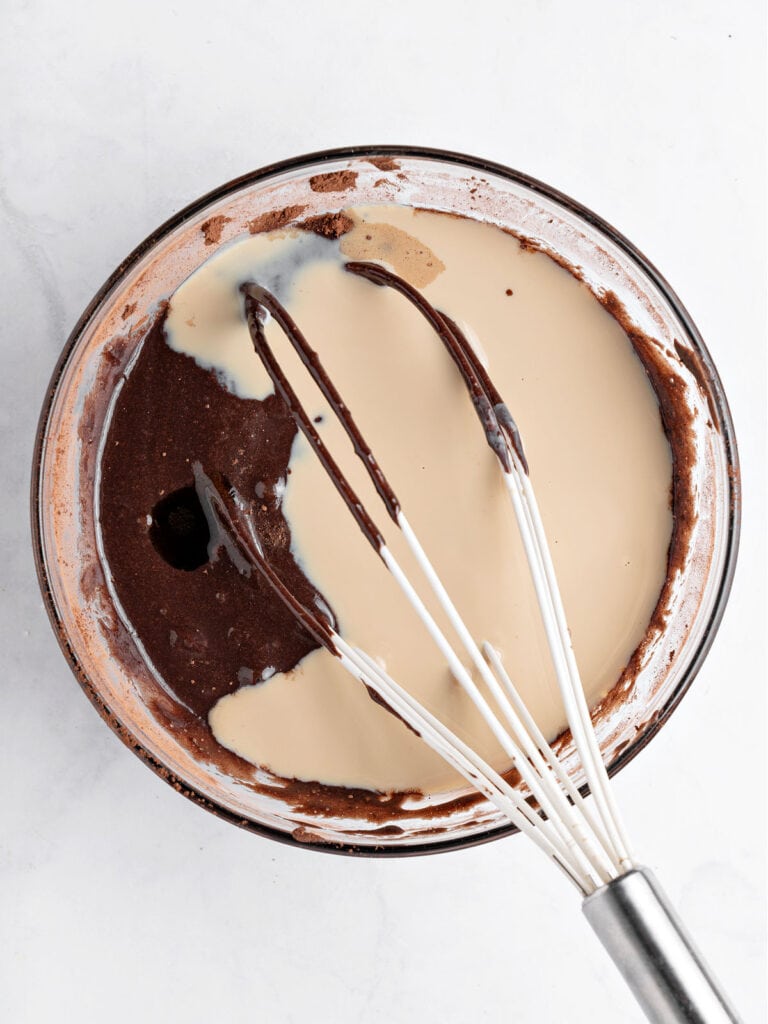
[1,2,765,1021]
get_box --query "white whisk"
[203,267,740,1023]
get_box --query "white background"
[1,2,765,1021]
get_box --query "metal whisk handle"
[583,867,741,1023]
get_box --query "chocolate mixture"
[99,315,325,719]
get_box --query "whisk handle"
[582,867,741,1023]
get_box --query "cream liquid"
[164,206,673,793]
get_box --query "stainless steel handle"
[582,867,742,1023]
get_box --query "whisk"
[201,263,740,1023]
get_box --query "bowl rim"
[30,144,741,857]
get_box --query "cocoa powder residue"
[674,339,721,429]
[298,212,355,239]
[309,170,358,193]
[586,289,698,727]
[367,157,400,171]
[200,215,231,246]
[247,205,308,235]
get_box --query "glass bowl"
[31,146,740,856]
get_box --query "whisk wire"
[482,642,615,860]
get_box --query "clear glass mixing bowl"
[32,147,739,855]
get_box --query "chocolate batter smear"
[98,315,327,718]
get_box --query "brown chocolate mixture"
[98,315,325,719]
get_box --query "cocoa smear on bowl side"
[308,170,359,193]
[247,205,308,234]
[299,212,355,239]
[200,215,231,245]
[366,157,401,172]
